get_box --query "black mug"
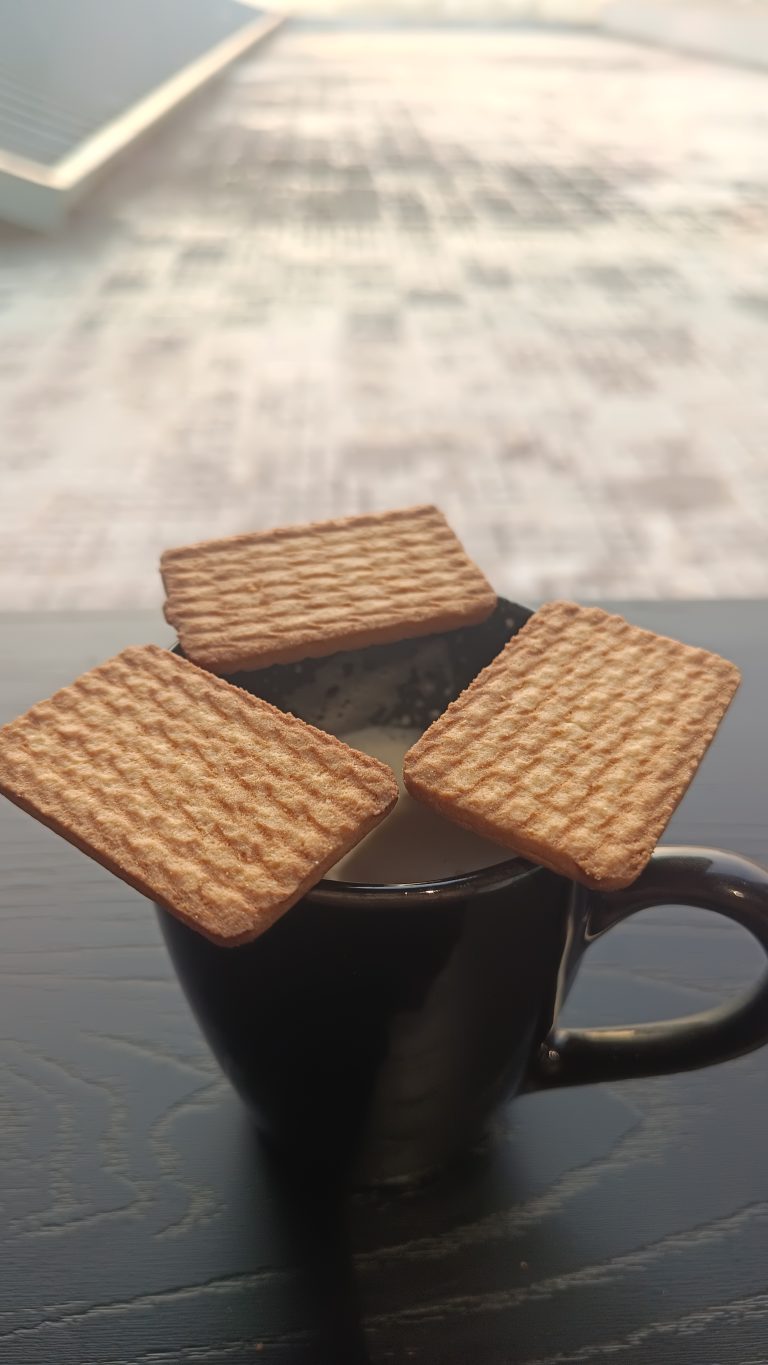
[158,602,768,1185]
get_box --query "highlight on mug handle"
[528,846,768,1088]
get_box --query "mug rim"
[169,603,539,908]
[308,854,541,908]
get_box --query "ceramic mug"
[158,602,768,1184]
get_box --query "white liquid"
[326,726,511,885]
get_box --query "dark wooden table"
[2,603,768,1365]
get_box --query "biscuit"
[403,601,741,890]
[161,505,497,674]
[0,646,398,945]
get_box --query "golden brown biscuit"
[161,505,496,674]
[0,646,398,944]
[403,601,741,890]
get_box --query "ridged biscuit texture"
[161,505,497,674]
[0,646,398,944]
[403,601,741,890]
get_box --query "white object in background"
[0,0,285,232]
[601,0,768,72]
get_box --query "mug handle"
[529,846,768,1088]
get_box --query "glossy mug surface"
[158,602,768,1184]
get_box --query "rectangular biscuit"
[403,601,741,890]
[161,505,497,675]
[0,646,398,945]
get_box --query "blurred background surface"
[1,3,767,608]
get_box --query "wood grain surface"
[1,604,767,1365]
